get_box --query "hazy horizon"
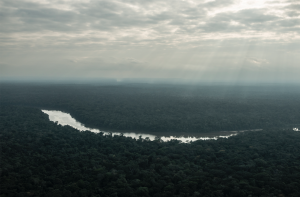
[2,78,300,87]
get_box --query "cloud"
[203,0,235,8]
[246,57,269,65]
[1,0,298,44]
[1,0,300,83]
[285,3,300,10]
[285,10,300,17]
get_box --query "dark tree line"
[1,83,300,133]
[1,105,300,197]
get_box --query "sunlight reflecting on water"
[42,110,246,143]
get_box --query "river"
[42,110,262,143]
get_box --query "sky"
[1,0,300,83]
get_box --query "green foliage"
[2,84,300,133]
[1,105,300,196]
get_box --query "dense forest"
[1,105,300,197]
[1,83,300,133]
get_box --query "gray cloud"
[203,0,235,8]
[1,0,300,83]
[199,8,282,33]
[286,11,300,17]
[1,0,298,39]
[285,3,300,10]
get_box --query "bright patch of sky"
[1,0,300,83]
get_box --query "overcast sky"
[1,0,300,83]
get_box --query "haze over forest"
[1,0,300,83]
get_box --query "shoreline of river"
[41,109,262,143]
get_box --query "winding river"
[42,110,261,143]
